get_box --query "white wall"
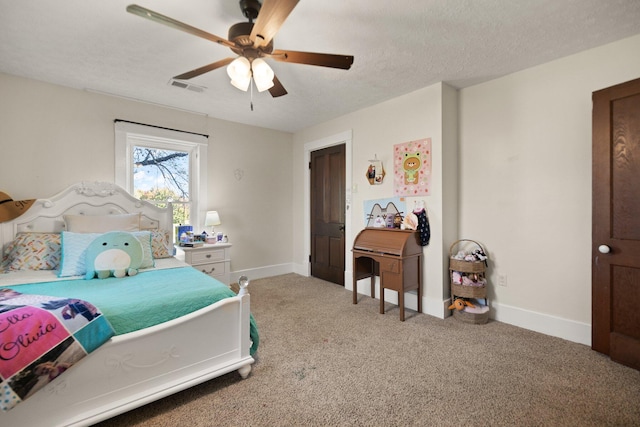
[293,82,458,318]
[459,34,640,344]
[0,72,294,277]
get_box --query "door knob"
[338,225,345,231]
[598,245,611,254]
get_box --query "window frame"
[115,121,208,230]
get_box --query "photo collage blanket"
[0,288,114,411]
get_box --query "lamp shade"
[251,58,275,92]
[230,76,251,91]
[204,211,221,227]
[227,57,251,79]
[227,57,251,91]
[227,56,275,93]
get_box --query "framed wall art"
[363,197,406,228]
[393,138,432,196]
[366,155,385,185]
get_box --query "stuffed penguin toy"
[85,231,143,279]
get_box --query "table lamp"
[204,210,221,241]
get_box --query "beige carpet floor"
[95,273,640,426]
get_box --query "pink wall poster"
[393,138,432,196]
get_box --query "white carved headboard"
[0,181,173,252]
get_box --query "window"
[115,121,208,230]
[133,145,191,224]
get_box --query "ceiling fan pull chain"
[250,78,254,111]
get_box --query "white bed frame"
[0,182,254,426]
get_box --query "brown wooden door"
[310,144,346,286]
[592,77,640,370]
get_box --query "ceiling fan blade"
[126,4,235,49]
[173,58,235,80]
[268,75,288,97]
[269,50,354,70]
[250,0,299,48]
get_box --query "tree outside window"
[132,146,191,225]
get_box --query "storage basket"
[449,239,488,273]
[450,258,485,273]
[453,308,490,324]
[449,239,487,292]
[450,282,486,298]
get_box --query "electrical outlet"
[498,274,507,287]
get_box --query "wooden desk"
[352,228,423,321]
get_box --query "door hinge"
[309,254,311,262]
[308,161,311,169]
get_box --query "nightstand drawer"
[194,261,226,277]
[191,249,225,264]
[177,243,231,286]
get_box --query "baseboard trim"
[231,263,295,284]
[293,262,309,277]
[490,301,591,346]
[423,296,448,319]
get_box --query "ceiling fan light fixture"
[254,76,274,92]
[251,58,275,92]
[230,76,251,91]
[227,56,252,91]
[128,3,355,98]
[227,56,251,79]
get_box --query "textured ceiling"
[1,0,640,133]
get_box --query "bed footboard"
[1,291,254,427]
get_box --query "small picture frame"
[366,159,385,185]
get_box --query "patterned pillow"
[1,232,61,271]
[151,230,172,259]
[59,231,154,277]
[133,231,154,269]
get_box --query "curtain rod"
[114,119,209,138]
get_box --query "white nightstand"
[177,243,232,285]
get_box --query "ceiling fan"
[127,0,354,98]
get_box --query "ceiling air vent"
[168,79,206,93]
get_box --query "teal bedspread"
[8,267,259,356]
